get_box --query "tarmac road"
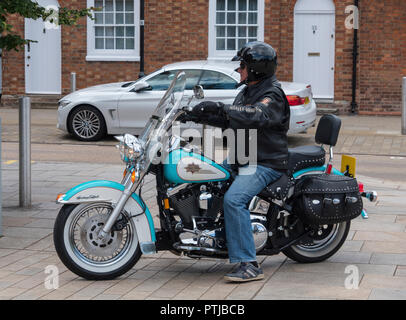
[1,108,406,181]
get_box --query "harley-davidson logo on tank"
[177,157,227,181]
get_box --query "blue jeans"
[222,161,282,263]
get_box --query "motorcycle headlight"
[127,143,143,159]
[116,134,144,162]
[117,141,128,162]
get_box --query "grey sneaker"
[224,262,264,282]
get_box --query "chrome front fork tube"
[98,168,136,240]
[98,185,133,240]
[98,166,147,241]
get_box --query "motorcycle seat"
[287,145,326,174]
[257,146,325,201]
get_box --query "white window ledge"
[86,55,140,62]
[207,55,235,61]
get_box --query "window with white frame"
[86,0,140,61]
[208,0,264,60]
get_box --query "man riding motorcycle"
[182,41,291,282]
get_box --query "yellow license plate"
[341,155,356,177]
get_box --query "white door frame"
[24,0,61,94]
[293,0,335,100]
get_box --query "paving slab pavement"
[0,157,405,300]
[1,110,406,300]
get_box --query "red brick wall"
[358,0,406,115]
[2,14,25,96]
[333,0,357,110]
[144,0,209,73]
[1,0,405,115]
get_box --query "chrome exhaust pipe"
[173,242,227,255]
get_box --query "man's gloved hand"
[177,112,196,123]
[190,101,224,118]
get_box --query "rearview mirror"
[193,85,204,99]
[132,81,151,92]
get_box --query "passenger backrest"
[315,114,341,146]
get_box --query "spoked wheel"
[282,221,350,263]
[54,203,141,280]
[68,105,107,141]
[282,169,351,263]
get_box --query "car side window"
[146,69,203,91]
[182,70,203,90]
[146,71,178,91]
[199,70,237,90]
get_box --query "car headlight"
[59,100,71,108]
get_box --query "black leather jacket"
[200,75,290,170]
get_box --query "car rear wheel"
[68,105,107,141]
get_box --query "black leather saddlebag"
[294,174,363,225]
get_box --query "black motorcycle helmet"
[232,41,278,82]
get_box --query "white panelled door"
[25,0,61,94]
[294,0,335,99]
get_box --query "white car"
[57,60,316,141]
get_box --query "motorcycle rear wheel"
[54,203,141,280]
[282,169,351,263]
[282,220,350,263]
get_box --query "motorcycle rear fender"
[292,166,342,179]
[57,180,156,252]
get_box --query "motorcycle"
[53,71,378,280]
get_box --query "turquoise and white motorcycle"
[53,71,377,280]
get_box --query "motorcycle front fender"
[57,180,156,252]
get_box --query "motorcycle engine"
[168,183,223,229]
[169,183,269,255]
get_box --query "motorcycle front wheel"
[53,203,141,280]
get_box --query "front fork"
[98,165,144,241]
